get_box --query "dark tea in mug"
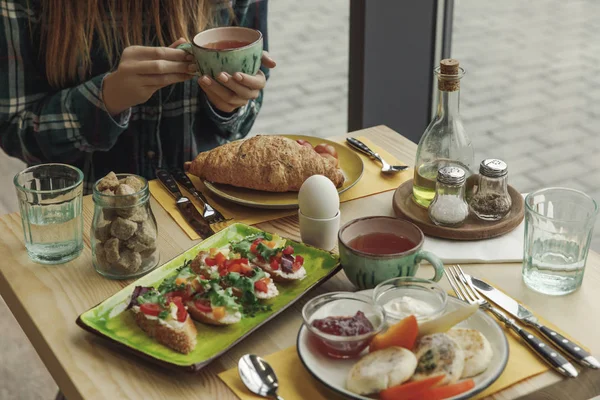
[203,40,252,50]
[348,232,416,255]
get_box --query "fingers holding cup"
[199,76,248,113]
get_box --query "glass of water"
[14,164,84,264]
[523,187,598,295]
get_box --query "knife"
[470,275,599,369]
[155,169,214,239]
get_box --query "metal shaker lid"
[437,166,466,185]
[479,159,508,178]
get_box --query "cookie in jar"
[91,172,159,279]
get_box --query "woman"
[0,0,275,192]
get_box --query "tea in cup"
[178,27,263,79]
[338,216,444,289]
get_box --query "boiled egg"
[298,175,340,219]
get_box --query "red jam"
[311,311,374,336]
[309,311,375,359]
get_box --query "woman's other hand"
[199,51,276,114]
[102,38,195,116]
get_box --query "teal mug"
[338,216,444,290]
[177,27,263,79]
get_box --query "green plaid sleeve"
[0,0,129,165]
[203,0,269,140]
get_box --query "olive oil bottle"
[413,59,474,208]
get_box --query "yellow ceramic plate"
[203,135,364,209]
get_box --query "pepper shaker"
[469,159,512,221]
[428,166,469,227]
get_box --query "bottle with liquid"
[413,59,474,208]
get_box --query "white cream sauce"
[383,296,436,320]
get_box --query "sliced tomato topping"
[283,245,294,255]
[254,279,269,293]
[228,263,242,273]
[295,255,304,265]
[165,290,190,303]
[240,263,254,275]
[140,303,161,316]
[219,268,229,277]
[214,252,227,267]
[292,262,302,272]
[205,257,217,267]
[270,257,280,270]
[170,296,187,322]
[194,299,212,313]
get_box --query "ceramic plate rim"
[296,295,509,400]
[76,223,342,372]
[202,135,364,209]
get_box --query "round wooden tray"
[392,179,524,241]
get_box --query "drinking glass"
[14,164,84,264]
[523,187,598,295]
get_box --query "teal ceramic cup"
[177,27,263,79]
[338,216,444,290]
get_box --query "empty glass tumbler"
[523,188,598,295]
[14,164,84,264]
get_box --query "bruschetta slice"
[231,234,307,282]
[191,248,279,300]
[186,281,242,326]
[128,286,197,354]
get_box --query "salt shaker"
[298,175,341,251]
[428,166,469,227]
[469,159,512,221]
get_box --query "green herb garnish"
[158,310,169,319]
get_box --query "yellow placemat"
[149,136,412,240]
[218,316,585,400]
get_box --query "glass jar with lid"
[469,159,512,221]
[428,166,469,227]
[91,172,160,279]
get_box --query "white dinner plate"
[297,294,509,400]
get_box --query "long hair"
[37,0,225,87]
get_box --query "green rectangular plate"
[76,223,341,372]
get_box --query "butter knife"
[156,169,214,239]
[470,275,599,369]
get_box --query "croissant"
[186,135,345,192]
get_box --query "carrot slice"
[408,379,475,400]
[369,315,418,352]
[175,277,187,286]
[380,374,445,400]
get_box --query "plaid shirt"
[0,0,268,192]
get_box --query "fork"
[446,265,578,378]
[170,168,226,224]
[346,137,408,173]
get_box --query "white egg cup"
[298,209,340,252]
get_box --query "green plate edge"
[76,223,341,372]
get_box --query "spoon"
[238,354,284,400]
[346,137,409,173]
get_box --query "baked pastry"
[185,135,345,192]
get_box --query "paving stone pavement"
[252,0,600,251]
[2,0,600,398]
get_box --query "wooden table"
[1,125,599,400]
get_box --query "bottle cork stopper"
[438,59,461,92]
[440,59,459,75]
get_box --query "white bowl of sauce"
[372,277,447,324]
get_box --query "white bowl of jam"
[301,292,385,359]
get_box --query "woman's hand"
[199,51,276,114]
[103,39,196,116]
